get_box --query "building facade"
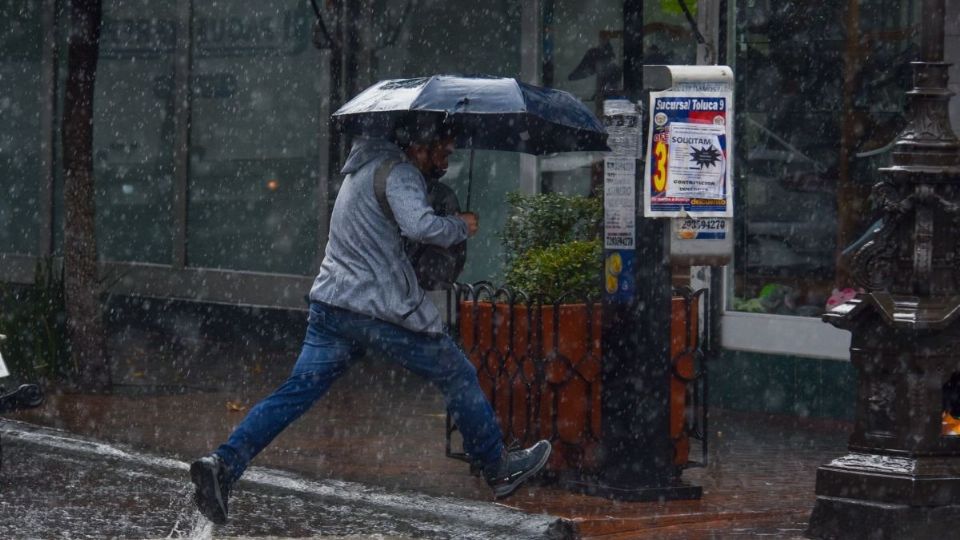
[1,0,957,418]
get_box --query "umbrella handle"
[465,148,475,212]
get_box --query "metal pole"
[465,148,475,211]
[172,0,193,269]
[620,0,675,489]
[327,1,344,192]
[921,0,944,62]
[38,0,59,258]
[574,0,700,501]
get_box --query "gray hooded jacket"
[309,137,468,334]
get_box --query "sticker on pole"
[603,156,636,249]
[644,90,733,217]
[674,217,728,240]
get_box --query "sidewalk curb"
[0,419,575,539]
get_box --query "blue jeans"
[215,302,504,481]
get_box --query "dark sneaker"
[190,453,232,524]
[483,440,552,499]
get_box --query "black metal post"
[326,1,345,189]
[567,0,700,501]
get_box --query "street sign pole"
[567,0,701,500]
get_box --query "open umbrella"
[332,75,609,208]
[332,75,610,156]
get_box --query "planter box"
[457,296,699,476]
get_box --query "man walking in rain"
[190,124,551,525]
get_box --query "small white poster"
[603,99,641,158]
[665,122,726,199]
[0,351,8,378]
[603,156,636,249]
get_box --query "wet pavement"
[0,420,559,539]
[2,320,852,539]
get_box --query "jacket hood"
[340,137,406,175]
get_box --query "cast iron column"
[807,1,960,538]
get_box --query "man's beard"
[425,165,447,181]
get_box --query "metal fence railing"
[444,283,711,480]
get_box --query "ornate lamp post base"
[809,492,960,540]
[816,453,960,507]
[807,294,960,538]
[809,445,960,538]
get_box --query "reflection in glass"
[93,0,177,263]
[0,1,43,255]
[731,0,919,317]
[187,0,323,274]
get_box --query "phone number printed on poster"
[644,91,733,217]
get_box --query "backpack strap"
[373,157,403,223]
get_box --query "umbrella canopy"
[332,75,610,155]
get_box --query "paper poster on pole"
[604,156,636,249]
[602,99,641,302]
[644,90,733,217]
[603,99,641,157]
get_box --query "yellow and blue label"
[604,249,635,302]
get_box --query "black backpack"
[373,158,467,290]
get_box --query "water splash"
[166,488,213,540]
[185,513,214,540]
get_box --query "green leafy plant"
[505,239,603,302]
[501,192,602,268]
[0,258,72,383]
[500,192,603,302]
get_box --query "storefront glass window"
[643,0,697,65]
[187,0,322,274]
[539,1,696,194]
[732,0,919,317]
[540,0,623,198]
[93,0,176,263]
[0,1,43,255]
